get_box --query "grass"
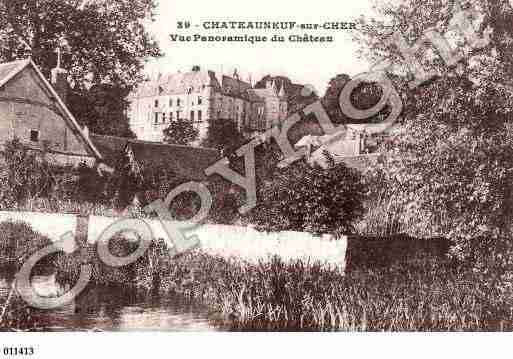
[155,251,513,331]
[5,198,147,218]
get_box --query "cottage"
[89,133,221,206]
[0,59,102,166]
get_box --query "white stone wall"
[88,216,347,268]
[0,211,77,242]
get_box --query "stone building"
[126,67,288,144]
[0,58,102,166]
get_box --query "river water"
[0,271,219,332]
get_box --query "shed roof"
[126,140,220,182]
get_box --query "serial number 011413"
[3,347,34,356]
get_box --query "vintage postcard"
[0,0,511,357]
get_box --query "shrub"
[249,157,365,234]
[0,139,55,207]
[0,221,54,271]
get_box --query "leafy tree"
[357,0,513,255]
[68,84,135,137]
[162,118,199,146]
[249,156,365,234]
[201,118,245,152]
[322,73,393,126]
[0,0,161,88]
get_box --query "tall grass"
[356,195,465,239]
[156,251,513,331]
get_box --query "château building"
[126,66,288,144]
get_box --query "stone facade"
[127,67,288,144]
[0,59,101,166]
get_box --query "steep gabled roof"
[0,59,103,160]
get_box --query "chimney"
[51,48,69,105]
[83,125,90,139]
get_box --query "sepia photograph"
[0,0,512,356]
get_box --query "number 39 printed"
[2,347,34,356]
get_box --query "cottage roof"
[126,140,220,181]
[90,134,130,168]
[0,59,103,160]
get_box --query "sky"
[145,0,376,96]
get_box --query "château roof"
[128,70,220,99]
[127,68,285,103]
[220,75,252,100]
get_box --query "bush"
[249,156,365,234]
[0,221,54,271]
[0,139,55,207]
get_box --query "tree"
[322,73,393,125]
[249,156,365,235]
[0,0,162,137]
[201,118,245,152]
[357,0,513,254]
[68,84,135,138]
[162,119,199,146]
[0,0,161,89]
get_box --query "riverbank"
[2,220,513,331]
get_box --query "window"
[154,113,159,124]
[169,112,173,121]
[176,110,181,120]
[169,99,173,107]
[190,111,195,122]
[30,130,39,142]
[198,110,202,122]
[162,112,167,123]
[198,96,203,105]
[177,98,181,107]
[154,99,159,108]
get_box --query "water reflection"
[0,270,218,332]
